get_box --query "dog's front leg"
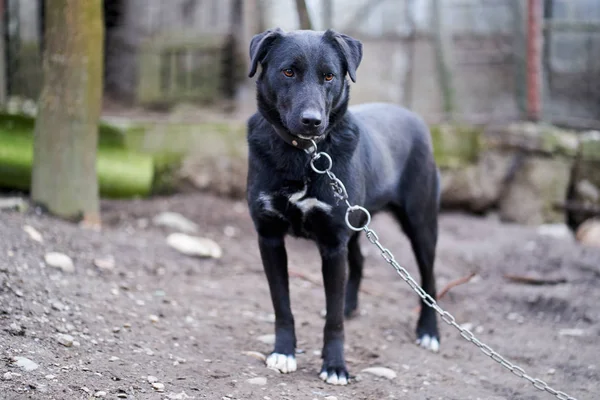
[319,243,349,385]
[258,235,297,373]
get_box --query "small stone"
[109,356,120,362]
[13,356,38,372]
[324,397,338,400]
[153,212,199,233]
[94,257,115,271]
[559,328,586,337]
[547,368,556,375]
[3,372,17,380]
[257,334,275,345]
[45,374,56,380]
[223,225,237,237]
[23,225,43,243]
[94,391,107,398]
[537,224,573,240]
[147,376,158,383]
[8,322,24,336]
[149,314,159,323]
[247,377,267,386]
[44,252,75,273]
[113,327,121,333]
[117,394,128,399]
[576,218,600,248]
[361,367,397,380]
[152,382,165,392]
[0,197,26,211]
[166,233,222,259]
[50,300,65,311]
[166,392,194,400]
[56,333,74,347]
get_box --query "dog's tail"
[435,168,442,210]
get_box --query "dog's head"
[248,28,363,140]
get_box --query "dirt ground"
[1,192,599,400]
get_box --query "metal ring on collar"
[310,152,332,174]
[345,205,371,231]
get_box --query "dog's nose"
[300,110,322,127]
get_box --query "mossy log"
[0,132,157,198]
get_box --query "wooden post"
[431,0,456,120]
[322,0,333,29]
[526,0,543,121]
[295,0,313,30]
[0,0,6,106]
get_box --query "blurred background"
[1,0,600,237]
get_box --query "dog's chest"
[258,182,334,237]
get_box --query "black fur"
[246,28,440,384]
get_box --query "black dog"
[246,28,440,385]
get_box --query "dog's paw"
[319,365,349,385]
[266,353,297,374]
[416,334,440,353]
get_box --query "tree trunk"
[31,0,104,223]
[295,0,313,30]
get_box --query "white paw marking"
[266,353,297,374]
[320,371,348,386]
[416,334,440,353]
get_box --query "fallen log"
[0,130,172,198]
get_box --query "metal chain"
[306,142,579,400]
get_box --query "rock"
[8,322,25,336]
[440,150,513,212]
[361,367,397,380]
[430,124,481,169]
[166,392,194,400]
[0,197,27,212]
[257,334,275,345]
[153,212,199,233]
[44,252,75,273]
[50,300,65,311]
[94,256,115,271]
[537,224,573,240]
[147,376,158,383]
[45,375,56,380]
[149,314,160,323]
[23,225,43,243]
[152,382,165,392]
[3,372,20,380]
[117,394,128,399]
[499,156,572,225]
[109,356,120,362]
[575,180,600,203]
[56,333,74,347]
[324,397,338,400]
[13,356,39,371]
[559,328,587,337]
[247,377,267,386]
[166,233,222,259]
[94,391,107,398]
[576,219,600,248]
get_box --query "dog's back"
[346,102,438,211]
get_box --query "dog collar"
[272,124,318,153]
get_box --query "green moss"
[0,112,126,148]
[430,124,483,169]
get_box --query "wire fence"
[2,0,600,129]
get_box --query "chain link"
[306,142,579,400]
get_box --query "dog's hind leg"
[391,168,441,352]
[344,232,363,319]
[258,235,298,373]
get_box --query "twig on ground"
[414,272,477,313]
[503,274,567,285]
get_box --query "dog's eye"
[324,73,334,81]
[283,69,294,78]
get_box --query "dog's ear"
[325,30,363,83]
[248,28,284,78]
